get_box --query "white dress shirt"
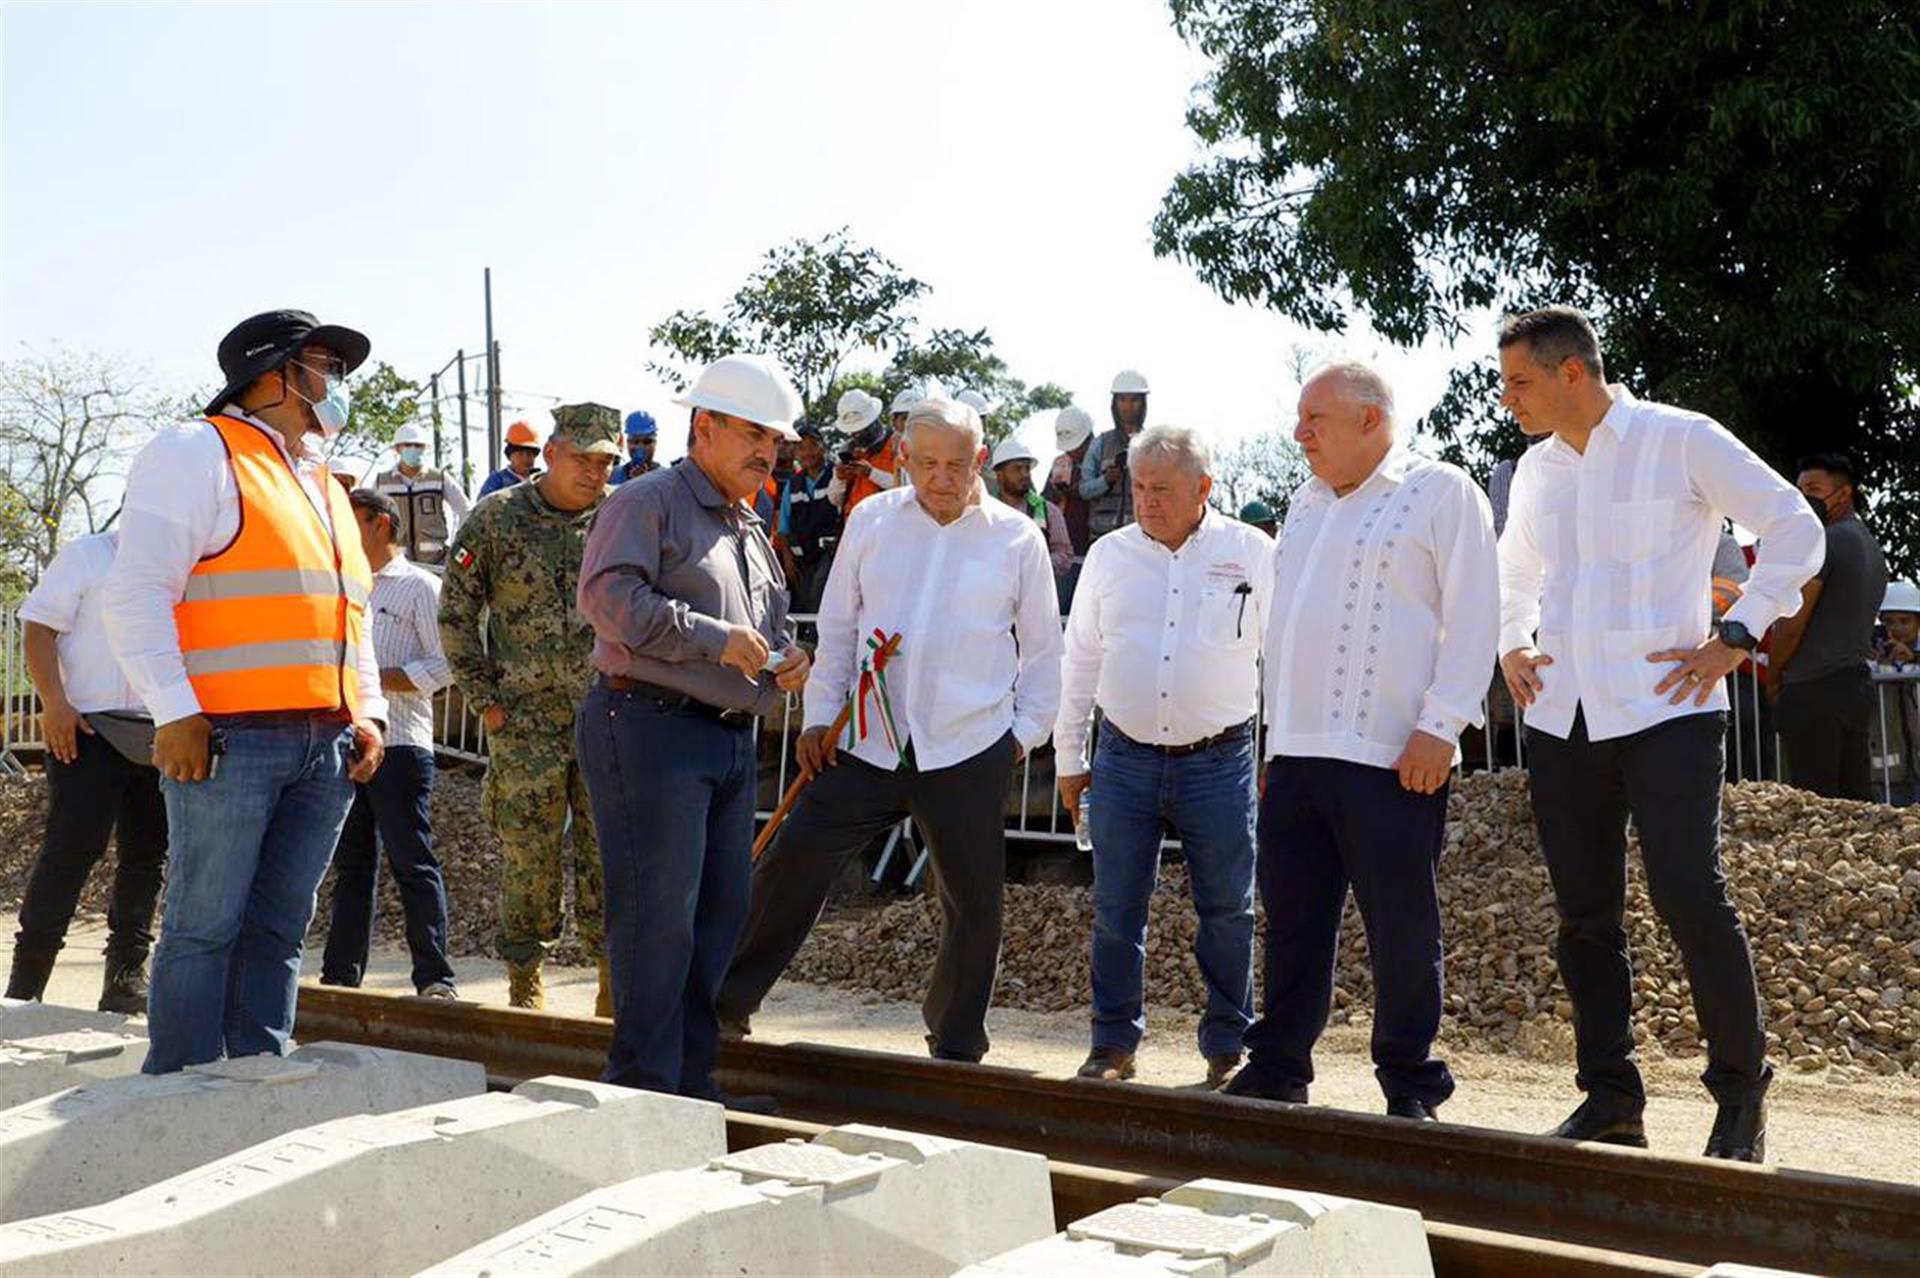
[19,531,142,715]
[1055,511,1274,774]
[805,483,1062,772]
[1265,448,1500,769]
[367,555,453,751]
[1499,388,1825,743]
[103,407,388,728]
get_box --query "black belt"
[207,709,353,729]
[1109,718,1253,758]
[599,674,754,727]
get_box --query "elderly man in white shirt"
[718,397,1062,1062]
[1055,425,1273,1089]
[1497,306,1824,1163]
[1226,362,1499,1123]
[5,530,167,1014]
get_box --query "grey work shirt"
[577,459,794,715]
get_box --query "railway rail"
[294,984,1919,1277]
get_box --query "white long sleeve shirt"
[103,408,387,728]
[1055,512,1273,774]
[19,531,142,715]
[804,483,1062,772]
[1265,448,1500,768]
[1498,387,1824,742]
[367,556,453,750]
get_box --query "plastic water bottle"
[1075,791,1094,852]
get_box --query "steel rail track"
[295,985,1916,1276]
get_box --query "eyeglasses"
[290,356,346,381]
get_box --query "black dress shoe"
[1546,1096,1648,1147]
[1221,1067,1307,1104]
[1704,1100,1766,1163]
[1386,1097,1437,1121]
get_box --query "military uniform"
[440,405,622,995]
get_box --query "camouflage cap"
[549,402,623,457]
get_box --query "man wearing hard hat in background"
[576,353,811,1102]
[778,422,841,615]
[374,422,471,572]
[1047,406,1097,554]
[478,420,542,499]
[440,403,622,1013]
[1239,500,1279,538]
[831,387,903,516]
[992,436,1074,604]
[1081,371,1151,543]
[613,411,661,485]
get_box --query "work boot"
[506,959,545,1010]
[1076,1046,1136,1082]
[1703,1100,1766,1163]
[1204,1053,1242,1091]
[4,945,58,1002]
[1545,1095,1648,1148]
[97,955,149,1015]
[594,957,613,1019]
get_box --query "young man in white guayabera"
[1498,307,1824,1163]
[1055,425,1274,1090]
[1226,363,1499,1123]
[719,397,1063,1063]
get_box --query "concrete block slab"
[0,1042,481,1223]
[959,1177,1430,1278]
[424,1121,1053,1277]
[0,999,137,1041]
[0,1075,724,1276]
[1702,1267,1819,1277]
[0,1030,149,1109]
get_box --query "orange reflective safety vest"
[172,415,372,716]
[844,432,903,515]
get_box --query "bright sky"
[0,0,1462,476]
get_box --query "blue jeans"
[144,715,356,1075]
[576,682,755,1097]
[320,746,455,993]
[1087,723,1256,1060]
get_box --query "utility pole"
[428,372,444,471]
[484,267,502,461]
[456,348,472,494]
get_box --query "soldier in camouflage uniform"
[439,403,622,1010]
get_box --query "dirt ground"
[9,911,1920,1187]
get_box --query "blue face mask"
[397,445,426,467]
[291,361,352,438]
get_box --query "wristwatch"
[1717,620,1759,652]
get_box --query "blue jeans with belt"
[1087,722,1257,1060]
[144,714,355,1075]
[576,681,756,1098]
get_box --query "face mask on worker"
[289,362,351,438]
[397,445,426,468]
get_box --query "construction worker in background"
[991,436,1075,604]
[887,384,917,436]
[829,388,903,516]
[439,403,622,1012]
[1238,500,1279,537]
[956,388,995,429]
[613,411,660,485]
[1046,405,1097,557]
[375,422,471,572]
[1081,370,1151,542]
[478,420,542,499]
[778,423,842,614]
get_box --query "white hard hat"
[889,378,947,416]
[1110,369,1150,395]
[956,388,993,417]
[1883,581,1920,614]
[1054,406,1094,452]
[991,437,1039,470]
[393,423,430,448]
[674,353,804,439]
[834,389,880,433]
[329,458,361,479]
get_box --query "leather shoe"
[1077,1046,1137,1081]
[1221,1067,1307,1105]
[1704,1100,1766,1163]
[1386,1097,1437,1121]
[1546,1096,1648,1148]
[1204,1053,1241,1091]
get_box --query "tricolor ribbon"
[844,628,904,755]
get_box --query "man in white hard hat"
[1047,405,1098,607]
[576,352,812,1102]
[1081,371,1151,543]
[1875,581,1920,803]
[991,435,1073,599]
[719,397,1063,1065]
[831,388,903,517]
[374,421,470,572]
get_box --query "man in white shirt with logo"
[718,397,1062,1062]
[1227,362,1499,1122]
[1055,425,1273,1089]
[1497,306,1824,1162]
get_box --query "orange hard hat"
[505,420,539,448]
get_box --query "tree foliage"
[1155,0,1920,568]
[1211,425,1313,523]
[881,327,1072,443]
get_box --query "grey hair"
[902,397,984,451]
[1305,360,1397,431]
[1127,424,1212,476]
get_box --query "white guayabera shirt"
[1265,448,1501,769]
[1498,387,1825,743]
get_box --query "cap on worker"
[1054,406,1094,452]
[1110,369,1150,396]
[505,420,540,449]
[834,389,881,433]
[991,437,1039,471]
[1239,499,1276,526]
[392,422,430,448]
[675,353,804,440]
[1883,581,1920,614]
[625,410,657,439]
[549,402,625,456]
[205,308,371,416]
[956,388,994,418]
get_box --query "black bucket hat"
[204,309,371,416]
